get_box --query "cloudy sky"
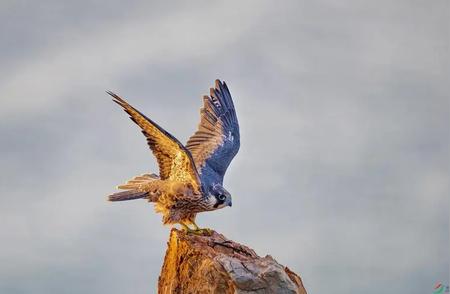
[1,1,448,293]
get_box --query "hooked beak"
[228,199,232,207]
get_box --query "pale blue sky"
[1,1,448,293]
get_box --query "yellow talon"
[181,222,212,236]
[181,223,194,233]
[192,222,200,231]
[191,222,213,235]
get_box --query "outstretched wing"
[186,80,240,185]
[108,91,201,190]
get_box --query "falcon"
[107,80,240,234]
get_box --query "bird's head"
[206,184,232,210]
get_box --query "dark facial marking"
[213,194,225,208]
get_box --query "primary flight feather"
[108,80,240,233]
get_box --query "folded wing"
[108,91,201,190]
[186,80,240,185]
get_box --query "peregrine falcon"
[107,80,240,234]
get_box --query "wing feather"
[108,91,201,189]
[186,80,240,184]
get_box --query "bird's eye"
[218,195,226,201]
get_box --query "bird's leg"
[180,222,196,233]
[191,221,213,236]
[180,220,212,236]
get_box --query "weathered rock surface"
[158,229,307,294]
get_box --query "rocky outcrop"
[158,229,307,294]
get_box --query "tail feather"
[108,190,148,201]
[117,173,159,190]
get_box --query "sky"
[0,1,448,293]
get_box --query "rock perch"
[158,229,307,294]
